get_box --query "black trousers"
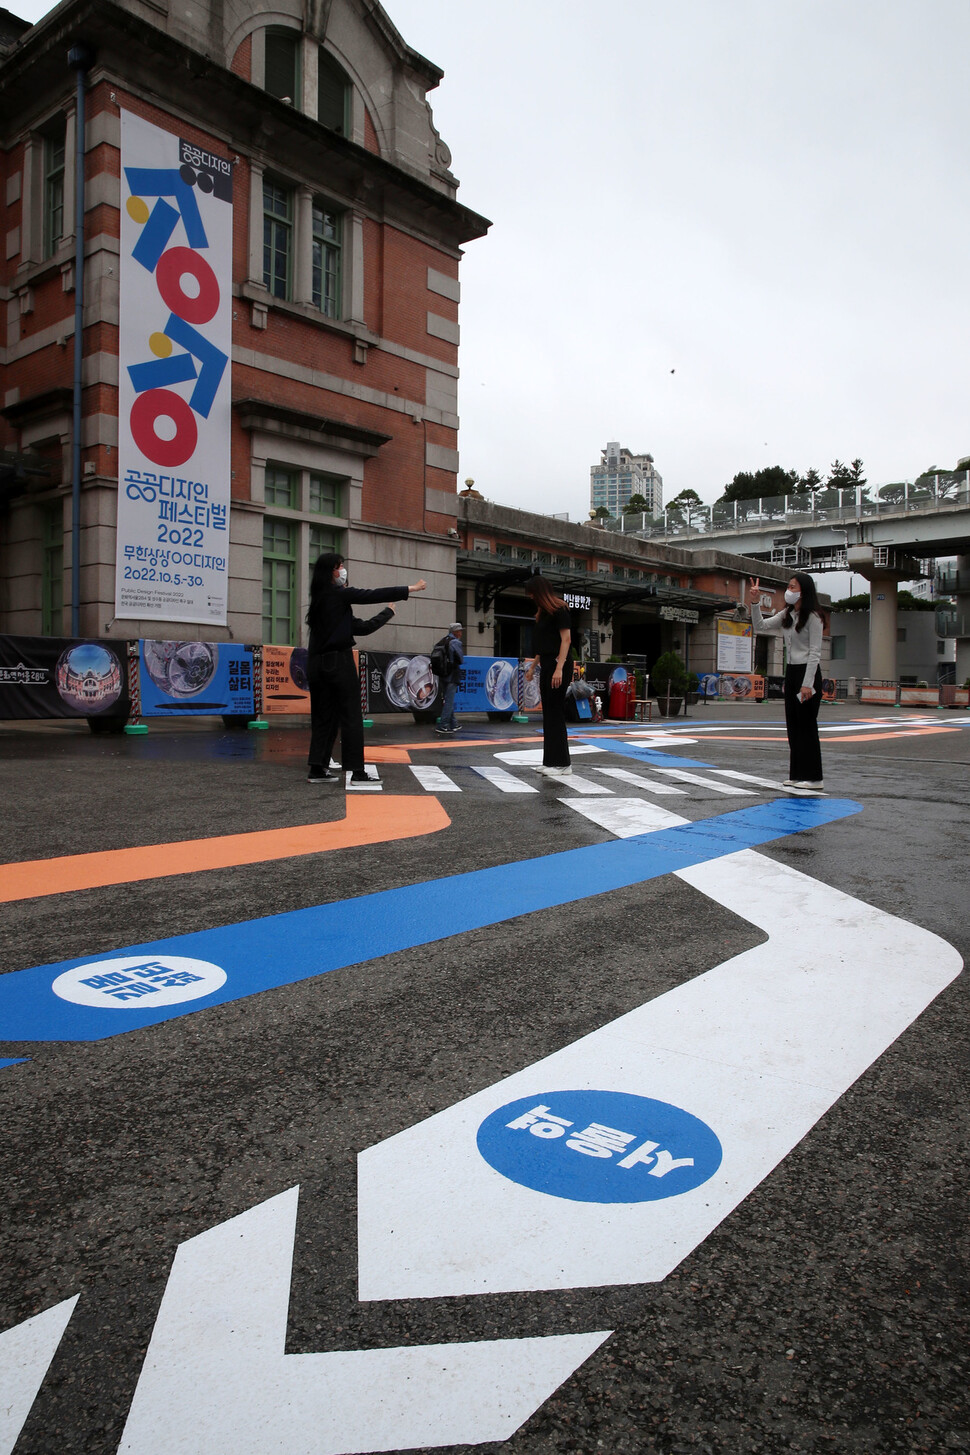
[539,655,575,767]
[308,649,364,774]
[784,664,823,781]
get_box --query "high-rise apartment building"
[590,442,663,518]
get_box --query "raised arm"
[351,605,395,637]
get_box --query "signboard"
[0,635,128,720]
[455,657,522,714]
[716,619,753,672]
[358,653,527,716]
[361,650,442,715]
[115,113,233,625]
[261,646,310,714]
[563,593,591,611]
[138,640,254,716]
[717,673,764,700]
[660,605,699,624]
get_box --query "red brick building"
[0,0,488,647]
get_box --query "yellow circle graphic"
[149,332,173,358]
[126,196,150,224]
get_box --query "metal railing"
[604,471,970,543]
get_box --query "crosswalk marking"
[710,768,791,791]
[593,767,687,796]
[565,798,686,836]
[495,747,604,765]
[548,773,613,796]
[648,767,754,795]
[409,766,461,792]
[471,767,538,794]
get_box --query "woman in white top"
[747,571,825,793]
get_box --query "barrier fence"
[2,636,966,727]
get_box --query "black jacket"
[307,584,409,657]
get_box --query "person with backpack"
[433,622,464,735]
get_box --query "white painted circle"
[52,955,226,1009]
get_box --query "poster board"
[716,619,753,672]
[261,645,311,713]
[0,636,129,720]
[138,640,254,716]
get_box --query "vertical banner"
[116,113,233,626]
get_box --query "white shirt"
[751,602,823,692]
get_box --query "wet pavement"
[0,702,967,1454]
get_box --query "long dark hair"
[306,551,344,624]
[524,575,567,619]
[783,571,825,633]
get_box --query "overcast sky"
[14,0,970,532]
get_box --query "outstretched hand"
[409,578,427,592]
[746,576,761,605]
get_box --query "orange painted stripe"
[0,796,450,904]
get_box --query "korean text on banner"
[716,619,753,673]
[115,114,233,626]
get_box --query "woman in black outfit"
[305,553,426,787]
[523,576,575,777]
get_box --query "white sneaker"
[540,764,573,777]
[788,780,825,794]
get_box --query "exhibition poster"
[0,635,128,720]
[716,619,754,672]
[116,112,233,625]
[137,641,254,716]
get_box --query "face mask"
[784,589,801,606]
[336,567,348,585]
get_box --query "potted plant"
[651,651,692,716]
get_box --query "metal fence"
[605,471,970,543]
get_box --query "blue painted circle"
[476,1090,722,1203]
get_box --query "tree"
[667,488,705,525]
[849,458,866,487]
[798,467,824,495]
[717,466,798,504]
[622,493,650,515]
[592,505,611,520]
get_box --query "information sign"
[716,619,753,672]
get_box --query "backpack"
[429,636,452,678]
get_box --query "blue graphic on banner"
[138,640,254,715]
[476,1090,723,1203]
[0,798,860,1046]
[454,657,520,714]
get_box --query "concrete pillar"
[868,574,898,681]
[955,553,970,686]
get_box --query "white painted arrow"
[0,1295,78,1455]
[118,1186,610,1455]
[358,798,962,1300]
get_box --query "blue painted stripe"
[574,736,717,768]
[0,1057,28,1071]
[0,798,861,1045]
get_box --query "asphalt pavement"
[0,701,967,1455]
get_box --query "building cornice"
[0,0,491,250]
[232,398,392,458]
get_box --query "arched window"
[265,27,301,106]
[318,49,350,133]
